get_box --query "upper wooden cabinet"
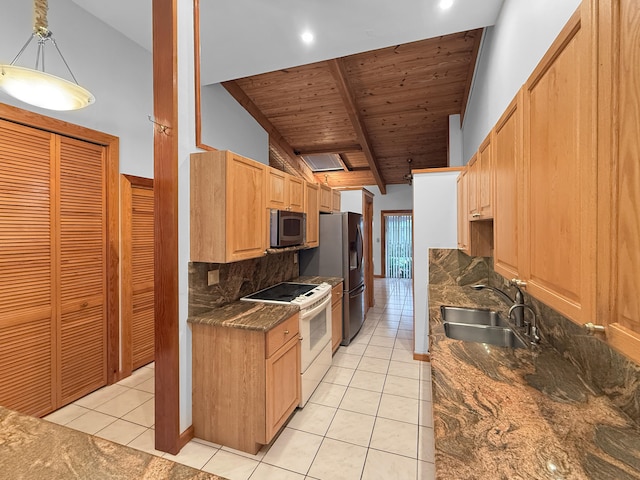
[191,150,267,263]
[266,168,304,213]
[457,170,469,253]
[521,6,596,324]
[305,182,320,248]
[493,90,524,282]
[319,183,332,213]
[332,189,341,212]
[467,153,479,219]
[596,0,640,363]
[468,135,493,221]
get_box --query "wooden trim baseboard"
[179,425,195,450]
[413,353,431,362]
[373,274,385,278]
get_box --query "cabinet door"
[467,153,479,220]
[305,182,320,247]
[598,0,640,363]
[457,170,469,252]
[266,167,287,210]
[332,189,341,212]
[288,176,305,213]
[319,184,332,212]
[478,134,493,219]
[523,6,596,323]
[265,335,300,442]
[331,284,344,352]
[226,153,267,261]
[493,90,524,281]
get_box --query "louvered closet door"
[57,136,107,405]
[0,120,56,416]
[130,185,154,369]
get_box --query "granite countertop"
[188,276,342,331]
[428,285,640,480]
[0,407,225,480]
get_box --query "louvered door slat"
[58,136,107,405]
[0,120,55,416]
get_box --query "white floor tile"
[331,352,361,369]
[307,438,367,480]
[349,333,372,346]
[418,460,436,479]
[94,388,154,418]
[387,360,420,380]
[361,449,417,480]
[419,401,433,428]
[377,394,419,425]
[65,410,118,435]
[420,364,432,382]
[339,387,381,416]
[420,380,433,402]
[95,418,147,445]
[372,327,398,339]
[418,426,435,462]
[326,409,375,447]
[43,403,90,426]
[127,428,165,457]
[370,418,418,459]
[262,428,323,475]
[133,377,155,393]
[287,403,336,436]
[122,397,155,427]
[220,444,269,462]
[356,357,390,375]
[164,440,218,469]
[308,382,347,408]
[391,348,415,364]
[117,367,155,388]
[74,384,130,410]
[383,375,420,399]
[202,450,259,480]
[339,343,366,356]
[249,463,305,480]
[367,335,396,348]
[363,345,393,360]
[322,366,355,386]
[349,370,386,393]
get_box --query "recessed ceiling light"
[301,31,314,44]
[439,0,454,10]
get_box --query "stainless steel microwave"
[270,210,306,248]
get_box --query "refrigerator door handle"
[350,284,366,298]
[355,223,363,271]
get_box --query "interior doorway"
[381,210,413,279]
[362,189,375,311]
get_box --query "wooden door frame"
[0,102,120,386]
[380,210,413,278]
[362,189,375,310]
[120,175,154,379]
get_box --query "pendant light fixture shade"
[0,0,95,111]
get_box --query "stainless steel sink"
[440,306,510,327]
[443,322,527,348]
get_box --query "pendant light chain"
[34,0,49,36]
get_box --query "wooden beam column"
[327,59,386,194]
[152,0,180,455]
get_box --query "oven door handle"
[299,294,331,320]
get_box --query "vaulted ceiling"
[223,30,482,193]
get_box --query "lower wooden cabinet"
[331,283,344,352]
[192,313,300,454]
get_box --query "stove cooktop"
[242,282,317,303]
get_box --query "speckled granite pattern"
[0,407,225,480]
[429,285,640,480]
[294,275,343,288]
[187,301,299,331]
[429,248,491,286]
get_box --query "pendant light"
[0,0,95,111]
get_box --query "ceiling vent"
[301,153,344,172]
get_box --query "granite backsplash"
[189,251,299,317]
[429,248,640,426]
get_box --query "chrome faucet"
[470,283,526,327]
[509,303,540,344]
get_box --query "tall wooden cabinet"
[0,119,107,416]
[191,151,267,262]
[305,182,320,248]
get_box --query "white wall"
[200,83,269,164]
[448,114,463,167]
[0,0,153,178]
[462,0,581,162]
[413,171,459,354]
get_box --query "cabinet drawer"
[331,284,343,305]
[266,313,299,358]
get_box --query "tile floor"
[44,278,435,480]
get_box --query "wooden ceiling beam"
[294,144,363,156]
[327,59,387,194]
[221,80,315,182]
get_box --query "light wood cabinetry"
[477,134,493,219]
[457,170,469,253]
[192,313,300,454]
[521,6,596,324]
[332,189,341,212]
[467,153,479,219]
[331,283,344,352]
[191,150,267,263]
[596,0,640,363]
[305,182,320,248]
[493,90,524,282]
[266,168,304,213]
[319,183,332,213]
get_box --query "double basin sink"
[440,306,527,349]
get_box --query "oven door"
[299,293,332,372]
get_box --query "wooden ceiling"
[222,29,482,193]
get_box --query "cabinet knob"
[472,213,481,218]
[284,330,289,335]
[510,278,527,288]
[81,301,89,308]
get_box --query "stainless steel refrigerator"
[299,212,365,345]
